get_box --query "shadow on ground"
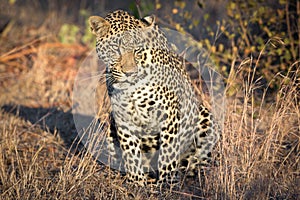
[1,104,95,152]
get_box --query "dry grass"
[207,59,300,199]
[0,4,299,199]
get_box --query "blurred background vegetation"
[1,0,298,93]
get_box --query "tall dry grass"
[202,57,299,199]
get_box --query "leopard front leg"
[157,91,180,185]
[105,113,124,170]
[117,128,147,185]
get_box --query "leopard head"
[89,10,168,92]
[89,11,155,90]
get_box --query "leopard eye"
[111,44,119,51]
[110,56,121,67]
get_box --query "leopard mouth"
[106,69,138,91]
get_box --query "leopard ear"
[89,16,110,37]
[142,15,156,27]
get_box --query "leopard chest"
[109,84,163,137]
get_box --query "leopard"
[89,10,220,186]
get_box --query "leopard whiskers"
[77,70,106,84]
